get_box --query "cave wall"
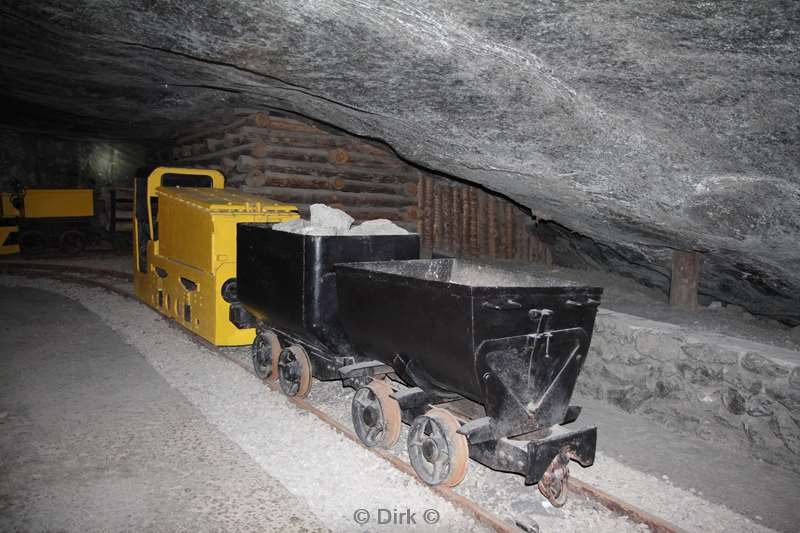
[0,129,147,189]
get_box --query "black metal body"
[335,258,602,483]
[237,223,420,380]
[5,216,95,254]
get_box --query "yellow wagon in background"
[1,187,95,254]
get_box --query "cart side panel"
[471,285,602,432]
[237,223,304,330]
[303,234,421,357]
[337,267,480,400]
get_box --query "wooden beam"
[421,175,434,251]
[451,186,461,256]
[468,187,479,257]
[488,195,497,258]
[670,250,701,310]
[432,182,443,251]
[477,191,488,257]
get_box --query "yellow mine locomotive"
[1,187,95,255]
[133,166,298,346]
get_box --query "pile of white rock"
[272,204,410,236]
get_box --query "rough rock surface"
[0,2,798,321]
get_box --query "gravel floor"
[0,286,328,533]
[0,273,781,533]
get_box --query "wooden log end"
[220,156,236,171]
[254,112,271,128]
[251,143,269,158]
[245,171,267,188]
[328,148,350,164]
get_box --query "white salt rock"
[347,219,409,236]
[708,301,723,310]
[272,218,309,233]
[301,226,340,236]
[310,204,353,232]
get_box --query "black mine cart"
[335,259,602,505]
[236,223,420,397]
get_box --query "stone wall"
[580,309,800,472]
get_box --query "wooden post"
[670,250,700,310]
[488,195,497,259]
[442,184,452,254]
[432,182,443,252]
[416,172,423,237]
[477,191,488,257]
[504,202,514,259]
[451,186,461,256]
[514,210,525,260]
[461,187,471,257]
[422,175,433,252]
[468,188,479,257]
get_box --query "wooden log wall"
[172,109,551,263]
[170,111,419,229]
[417,175,552,264]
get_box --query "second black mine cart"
[335,259,602,505]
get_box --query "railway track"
[0,262,686,533]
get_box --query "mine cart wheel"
[277,344,312,398]
[538,451,570,507]
[407,408,469,487]
[59,230,86,255]
[251,330,280,380]
[351,379,401,449]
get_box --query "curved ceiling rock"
[1,1,798,322]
